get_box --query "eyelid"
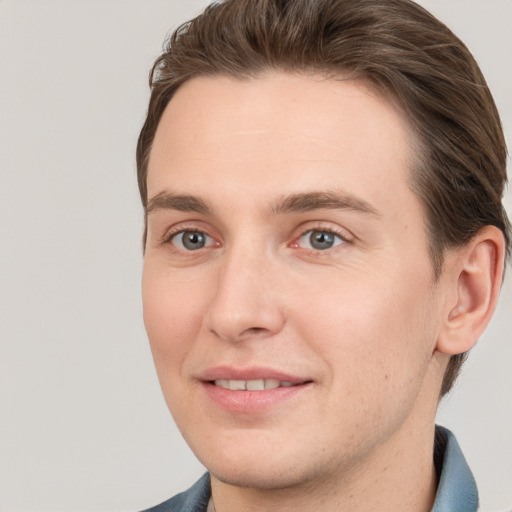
[289,222,354,250]
[160,221,220,246]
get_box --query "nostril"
[248,327,266,334]
[239,327,271,339]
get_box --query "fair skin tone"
[142,72,504,512]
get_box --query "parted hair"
[136,0,510,396]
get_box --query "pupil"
[310,231,334,250]
[183,231,205,250]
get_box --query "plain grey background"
[0,1,510,511]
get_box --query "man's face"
[142,73,447,489]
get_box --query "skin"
[142,73,504,512]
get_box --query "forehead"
[147,72,418,215]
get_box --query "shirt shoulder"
[141,473,211,512]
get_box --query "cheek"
[142,264,210,373]
[296,270,437,392]
[299,280,437,448]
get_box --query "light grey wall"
[0,1,510,511]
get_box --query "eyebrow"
[271,191,380,217]
[146,192,210,215]
[146,190,380,217]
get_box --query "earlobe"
[437,226,506,356]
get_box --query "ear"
[436,226,506,355]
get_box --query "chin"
[188,431,337,491]
[207,459,318,491]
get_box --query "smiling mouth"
[212,379,309,390]
[203,375,313,413]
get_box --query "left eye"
[170,231,214,251]
[298,230,345,250]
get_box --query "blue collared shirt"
[143,426,478,512]
[431,426,478,512]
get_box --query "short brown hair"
[136,0,510,396]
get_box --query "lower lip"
[202,382,311,413]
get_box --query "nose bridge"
[205,236,284,342]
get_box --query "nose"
[204,243,286,344]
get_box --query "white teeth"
[245,379,265,391]
[264,378,280,389]
[229,380,246,391]
[246,379,265,391]
[213,379,296,390]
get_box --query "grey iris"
[310,231,335,250]
[182,231,206,250]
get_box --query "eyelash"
[162,222,217,249]
[292,227,349,253]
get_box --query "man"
[137,0,510,510]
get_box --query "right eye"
[298,229,345,251]
[170,230,215,251]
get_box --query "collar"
[431,425,478,512]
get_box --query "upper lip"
[198,366,311,384]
